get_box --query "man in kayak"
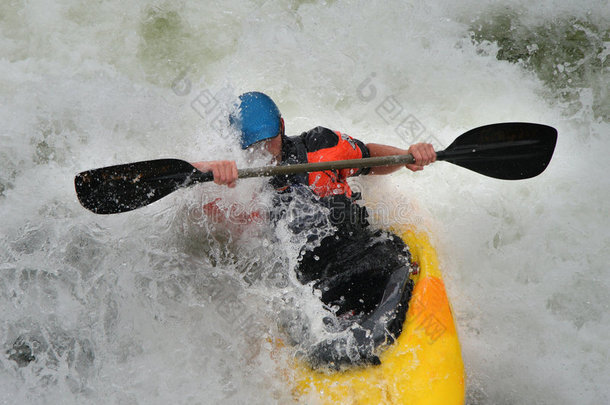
[193,92,435,367]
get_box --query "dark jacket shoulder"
[299,127,341,151]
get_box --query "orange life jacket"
[273,126,370,198]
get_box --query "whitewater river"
[1,0,608,404]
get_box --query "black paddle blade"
[437,122,557,180]
[75,159,211,214]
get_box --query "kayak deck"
[292,228,465,404]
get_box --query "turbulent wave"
[468,7,609,122]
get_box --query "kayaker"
[193,92,436,367]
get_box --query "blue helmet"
[230,92,281,149]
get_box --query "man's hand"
[192,161,239,188]
[405,143,436,172]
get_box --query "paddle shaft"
[193,149,478,182]
[235,154,416,179]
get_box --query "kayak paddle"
[75,122,557,214]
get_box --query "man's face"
[263,133,282,163]
[247,134,282,165]
[245,118,283,164]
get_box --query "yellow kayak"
[292,227,465,404]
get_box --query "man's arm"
[192,160,239,187]
[366,143,436,175]
[190,141,436,184]
[191,160,263,230]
